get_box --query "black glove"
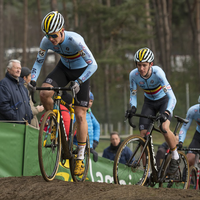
[90,148,98,162]
[160,112,169,123]
[177,142,183,150]
[30,80,36,87]
[126,106,137,118]
[93,140,98,150]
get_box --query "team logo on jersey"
[39,49,45,57]
[194,109,198,113]
[79,50,86,57]
[150,80,154,84]
[166,84,171,90]
[66,47,69,51]
[46,78,53,84]
[86,59,92,65]
[131,90,137,96]
[54,47,59,50]
[163,86,168,93]
[31,74,36,79]
[135,72,139,76]
[139,81,144,85]
[179,130,183,135]
[37,58,44,63]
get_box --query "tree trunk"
[73,0,78,28]
[197,0,200,92]
[22,0,28,67]
[0,0,4,79]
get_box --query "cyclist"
[178,96,200,167]
[30,11,98,176]
[126,47,178,175]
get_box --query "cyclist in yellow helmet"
[30,11,98,176]
[127,47,179,176]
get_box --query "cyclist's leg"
[188,130,200,165]
[40,60,69,110]
[157,96,179,174]
[73,78,90,175]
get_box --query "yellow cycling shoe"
[51,125,56,140]
[74,159,85,176]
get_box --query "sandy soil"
[0,176,200,200]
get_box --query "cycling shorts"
[188,130,200,154]
[139,95,172,131]
[43,60,89,107]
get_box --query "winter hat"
[20,67,31,78]
[90,92,94,100]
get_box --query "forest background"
[0,0,200,144]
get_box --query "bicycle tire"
[188,166,198,189]
[38,110,61,182]
[70,122,90,182]
[113,135,150,186]
[160,151,189,189]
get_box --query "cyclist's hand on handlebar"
[177,142,183,150]
[71,81,80,94]
[126,106,137,118]
[160,112,169,123]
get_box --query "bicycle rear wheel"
[70,122,90,182]
[38,110,61,182]
[113,135,150,185]
[188,166,198,189]
[161,151,189,189]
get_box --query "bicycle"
[181,147,200,190]
[113,113,190,189]
[37,83,90,182]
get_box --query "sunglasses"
[46,29,62,39]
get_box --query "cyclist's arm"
[72,39,98,84]
[129,70,137,108]
[157,68,177,114]
[179,107,194,143]
[31,38,48,81]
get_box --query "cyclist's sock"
[77,142,86,160]
[171,147,179,160]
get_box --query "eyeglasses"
[46,29,62,39]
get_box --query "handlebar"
[180,148,200,154]
[36,85,79,104]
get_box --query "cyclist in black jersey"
[30,11,98,176]
[126,47,179,175]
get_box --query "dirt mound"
[0,176,199,200]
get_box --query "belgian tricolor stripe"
[143,85,162,95]
[60,52,81,59]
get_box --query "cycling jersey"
[31,31,98,82]
[179,104,200,143]
[129,65,176,114]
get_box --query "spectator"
[20,67,44,128]
[102,131,134,164]
[0,60,32,123]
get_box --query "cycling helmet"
[41,11,64,34]
[134,47,154,63]
[89,92,94,100]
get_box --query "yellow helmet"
[41,11,64,34]
[134,47,154,63]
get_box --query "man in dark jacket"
[102,131,134,164]
[0,60,32,124]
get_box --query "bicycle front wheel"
[113,135,150,186]
[161,151,189,189]
[188,166,198,189]
[38,110,61,182]
[70,122,90,182]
